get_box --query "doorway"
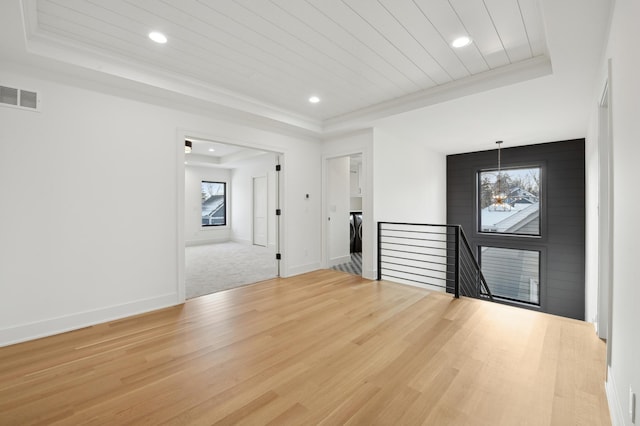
[326,153,364,276]
[180,137,282,299]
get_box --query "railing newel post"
[377,222,382,281]
[454,226,460,299]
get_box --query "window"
[478,166,540,236]
[201,181,226,226]
[480,246,540,305]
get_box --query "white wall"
[185,166,231,245]
[371,128,447,292]
[373,128,447,225]
[0,63,322,346]
[589,0,640,424]
[230,153,277,246]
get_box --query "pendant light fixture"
[184,140,192,154]
[489,140,511,211]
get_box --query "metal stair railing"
[377,222,493,300]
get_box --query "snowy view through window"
[479,166,541,304]
[201,181,226,226]
[479,167,540,236]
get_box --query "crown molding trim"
[323,56,553,135]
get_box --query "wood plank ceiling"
[33,0,547,121]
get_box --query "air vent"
[0,85,40,111]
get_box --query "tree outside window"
[478,167,540,235]
[201,181,226,226]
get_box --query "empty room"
[0,0,638,424]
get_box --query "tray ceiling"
[23,0,549,131]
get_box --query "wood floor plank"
[0,270,610,425]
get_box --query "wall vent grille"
[0,85,40,111]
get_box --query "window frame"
[478,245,542,306]
[201,180,227,227]
[476,163,545,239]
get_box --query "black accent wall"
[447,139,585,320]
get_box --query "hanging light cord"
[496,141,503,203]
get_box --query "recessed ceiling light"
[309,96,320,104]
[149,31,167,44]
[452,36,472,48]
[208,148,215,152]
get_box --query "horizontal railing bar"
[378,222,494,302]
[381,233,451,240]
[380,254,453,267]
[381,267,454,283]
[381,248,451,260]
[381,228,452,236]
[379,221,460,229]
[381,241,456,251]
[380,235,454,244]
[381,230,452,238]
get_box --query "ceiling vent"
[0,85,40,111]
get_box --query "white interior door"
[253,175,268,247]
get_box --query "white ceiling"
[376,0,612,154]
[0,0,612,148]
[187,138,250,157]
[29,0,547,123]
[184,138,269,169]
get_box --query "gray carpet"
[331,252,362,276]
[185,241,277,299]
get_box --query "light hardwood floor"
[0,270,610,425]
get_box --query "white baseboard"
[606,366,626,426]
[284,262,321,278]
[230,238,252,245]
[0,293,179,348]
[230,238,276,248]
[186,237,230,247]
[362,268,377,281]
[328,255,351,267]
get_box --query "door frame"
[176,129,284,302]
[321,150,370,278]
[597,61,614,369]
